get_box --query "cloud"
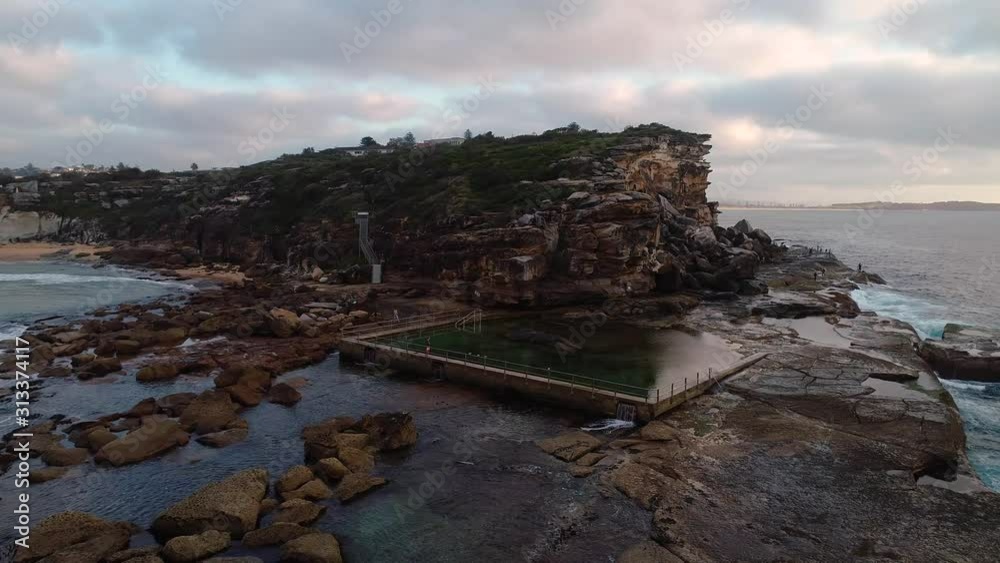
[0,0,997,203]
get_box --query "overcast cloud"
[1,0,996,203]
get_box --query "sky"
[1,0,998,204]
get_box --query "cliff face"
[387,133,774,306]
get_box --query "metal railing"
[372,335,651,399]
[339,309,473,337]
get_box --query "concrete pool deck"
[337,311,768,421]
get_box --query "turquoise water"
[726,209,1000,490]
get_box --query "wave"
[850,286,954,340]
[0,273,195,290]
[940,379,988,393]
[581,419,636,432]
[0,322,27,342]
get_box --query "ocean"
[723,208,1000,490]
[0,261,195,343]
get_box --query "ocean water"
[724,209,1000,489]
[0,261,195,341]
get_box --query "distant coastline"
[720,201,1000,212]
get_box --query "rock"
[137,363,180,382]
[283,478,333,501]
[152,468,269,541]
[350,412,418,451]
[40,446,89,466]
[162,530,231,563]
[260,498,279,515]
[575,452,607,467]
[269,383,302,406]
[127,397,160,417]
[277,465,316,494]
[269,308,301,338]
[52,331,86,344]
[196,429,249,448]
[639,421,680,442]
[214,366,271,389]
[95,418,190,466]
[607,462,673,510]
[569,465,595,478]
[179,390,240,434]
[204,559,263,563]
[226,383,265,407]
[242,523,313,548]
[40,366,72,378]
[71,353,96,367]
[14,511,133,563]
[918,325,1000,382]
[73,426,118,452]
[333,473,386,503]
[273,499,326,526]
[29,466,68,483]
[78,357,122,379]
[106,546,162,563]
[536,431,603,462]
[155,327,189,345]
[335,446,374,473]
[301,416,356,461]
[617,541,685,563]
[157,393,198,417]
[314,458,351,481]
[280,533,343,563]
[114,339,142,356]
[751,228,772,245]
[733,218,753,235]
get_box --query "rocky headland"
[3,124,999,561]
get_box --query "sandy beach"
[0,242,111,262]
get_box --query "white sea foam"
[0,323,27,342]
[0,272,195,290]
[940,379,988,393]
[851,286,953,340]
[581,419,635,432]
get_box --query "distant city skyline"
[2,0,999,204]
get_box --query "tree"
[566,122,581,133]
[360,136,378,147]
[403,132,417,146]
[464,129,473,141]
[190,163,199,172]
[302,147,316,155]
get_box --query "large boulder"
[269,383,302,406]
[157,393,198,417]
[333,474,386,503]
[268,308,301,338]
[276,465,315,495]
[78,357,123,380]
[272,499,326,526]
[196,429,249,448]
[350,412,418,451]
[95,418,190,466]
[14,511,134,563]
[280,533,343,563]
[314,458,350,481]
[152,468,269,541]
[301,416,356,461]
[536,431,603,462]
[179,390,240,434]
[242,523,313,548]
[137,363,180,382]
[283,479,333,502]
[162,530,231,563]
[335,447,374,474]
[40,445,90,466]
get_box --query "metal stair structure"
[454,309,484,334]
[354,212,383,283]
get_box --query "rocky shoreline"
[4,241,1000,562]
